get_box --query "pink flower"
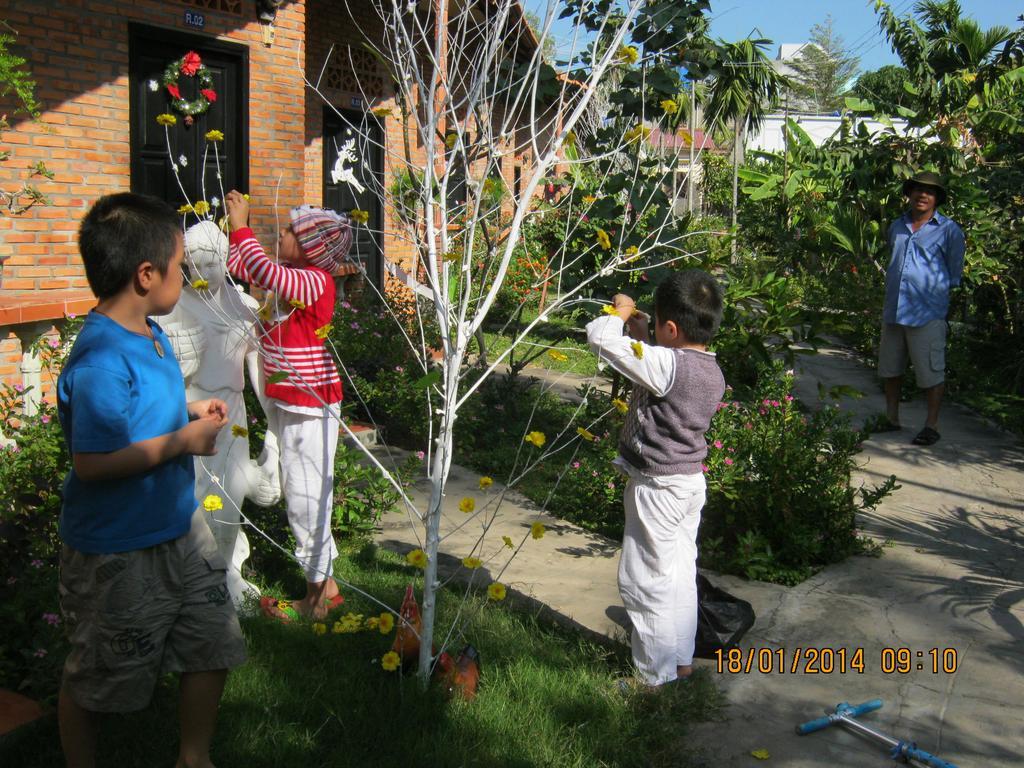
[571,461,580,469]
[166,83,181,99]
[415,450,425,460]
[713,440,723,449]
[395,366,404,372]
[591,471,598,477]
[785,395,794,402]
[341,301,352,309]
[724,458,734,466]
[41,415,50,424]
[180,51,202,76]
[744,422,753,429]
[67,313,76,319]
[48,338,60,349]
[606,481,615,490]
[33,648,47,658]
[771,400,781,407]
[701,464,709,472]
[42,612,60,626]
[350,322,360,330]
[14,383,23,392]
[758,409,767,416]
[30,559,44,568]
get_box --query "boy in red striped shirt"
[225,190,352,621]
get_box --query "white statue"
[159,220,282,611]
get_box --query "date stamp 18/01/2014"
[714,647,959,675]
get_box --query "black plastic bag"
[693,572,755,658]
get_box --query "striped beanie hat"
[289,205,353,272]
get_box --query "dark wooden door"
[129,26,247,208]
[323,108,383,291]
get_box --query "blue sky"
[527,1,1022,76]
[707,0,1022,73]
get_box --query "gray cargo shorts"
[59,513,247,712]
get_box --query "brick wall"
[0,0,308,294]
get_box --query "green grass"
[1,544,723,768]
[482,306,600,378]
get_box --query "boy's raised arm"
[586,295,675,397]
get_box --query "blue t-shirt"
[57,311,196,553]
[883,211,966,327]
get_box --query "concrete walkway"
[374,350,1024,767]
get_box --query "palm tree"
[703,37,789,256]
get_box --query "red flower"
[166,83,181,99]
[180,51,202,76]
[200,89,218,103]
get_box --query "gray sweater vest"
[618,348,726,476]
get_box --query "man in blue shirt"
[878,171,966,446]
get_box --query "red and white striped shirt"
[228,228,342,407]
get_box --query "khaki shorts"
[878,319,947,389]
[59,513,247,712]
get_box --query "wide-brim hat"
[902,171,947,205]
[289,205,353,272]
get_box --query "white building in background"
[747,113,915,153]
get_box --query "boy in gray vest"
[587,270,726,686]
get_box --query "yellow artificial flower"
[547,349,568,363]
[624,245,640,262]
[190,278,209,290]
[243,193,250,200]
[312,622,327,635]
[314,323,333,340]
[531,522,546,540]
[371,106,393,118]
[631,341,644,359]
[751,749,771,760]
[365,617,380,630]
[289,299,307,310]
[624,124,651,144]
[178,203,194,215]
[576,426,596,442]
[502,535,514,549]
[617,45,639,64]
[478,476,494,490]
[462,556,483,569]
[258,304,272,322]
[612,398,629,414]
[524,431,546,448]
[660,99,679,116]
[487,582,507,601]
[203,494,223,512]
[381,651,401,671]
[205,129,225,141]
[378,613,395,634]
[602,304,619,315]
[350,209,369,225]
[595,229,611,249]
[193,200,210,216]
[156,113,177,127]
[459,497,476,514]
[581,195,597,205]
[332,621,345,634]
[231,424,248,438]
[406,548,428,568]
[445,133,458,149]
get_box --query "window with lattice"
[324,49,386,96]
[182,0,243,15]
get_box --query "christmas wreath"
[162,51,217,123]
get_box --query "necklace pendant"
[154,338,165,358]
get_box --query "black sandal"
[912,427,941,446]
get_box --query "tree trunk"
[731,116,741,261]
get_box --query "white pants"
[277,406,339,583]
[618,472,705,685]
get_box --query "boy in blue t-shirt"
[56,193,246,768]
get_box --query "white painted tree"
[302,0,734,687]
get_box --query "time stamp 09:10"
[714,647,959,675]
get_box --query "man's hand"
[225,190,250,232]
[188,399,229,425]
